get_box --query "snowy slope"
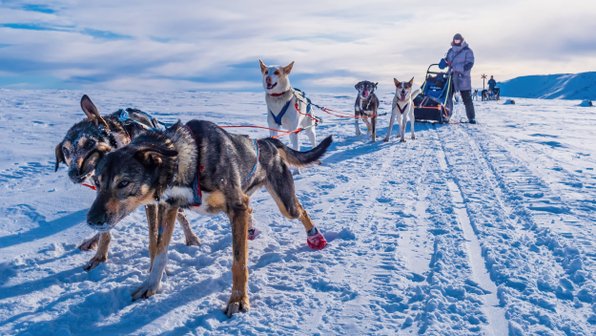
[499,72,596,100]
[0,90,594,335]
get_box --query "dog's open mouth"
[266,82,278,90]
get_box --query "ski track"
[0,91,594,335]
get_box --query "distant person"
[439,33,476,123]
[488,75,497,92]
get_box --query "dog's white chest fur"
[162,186,217,215]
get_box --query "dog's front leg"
[177,209,200,246]
[409,109,416,140]
[132,205,178,300]
[83,232,111,271]
[399,114,406,142]
[289,132,300,151]
[371,113,377,142]
[225,194,250,317]
[354,111,362,136]
[362,117,372,137]
[146,204,159,271]
[78,233,100,251]
[384,108,397,142]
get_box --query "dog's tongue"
[363,90,369,97]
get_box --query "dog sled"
[413,63,452,123]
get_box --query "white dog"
[385,77,420,142]
[259,59,317,151]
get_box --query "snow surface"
[0,90,594,335]
[499,72,596,100]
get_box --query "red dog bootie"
[307,227,327,250]
[248,227,260,241]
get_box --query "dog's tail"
[262,135,333,167]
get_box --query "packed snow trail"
[0,90,593,335]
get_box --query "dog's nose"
[266,76,272,84]
[87,211,108,228]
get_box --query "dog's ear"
[54,142,65,172]
[374,82,378,89]
[134,146,178,167]
[393,78,400,87]
[409,77,414,85]
[81,95,101,122]
[258,59,267,74]
[355,82,361,90]
[283,61,294,75]
[81,95,111,131]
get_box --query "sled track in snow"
[438,123,593,335]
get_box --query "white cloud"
[0,0,594,91]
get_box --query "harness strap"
[396,102,409,114]
[191,164,203,206]
[118,109,167,131]
[269,99,292,126]
[243,139,260,185]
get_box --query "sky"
[0,0,595,93]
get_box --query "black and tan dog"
[86,119,332,316]
[54,95,200,270]
[354,80,380,142]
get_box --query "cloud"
[0,0,594,92]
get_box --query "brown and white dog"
[259,60,317,151]
[354,81,380,142]
[54,95,201,270]
[385,77,420,142]
[86,120,331,316]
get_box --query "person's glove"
[439,58,448,69]
[463,62,474,71]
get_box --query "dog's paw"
[225,296,250,318]
[248,227,261,241]
[383,137,389,142]
[83,254,107,271]
[400,138,406,143]
[185,234,201,246]
[307,229,327,250]
[411,135,416,140]
[78,234,100,251]
[131,279,162,301]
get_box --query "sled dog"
[259,60,317,151]
[354,80,380,142]
[54,95,200,270]
[385,77,420,142]
[86,120,332,316]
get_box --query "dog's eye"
[84,139,96,149]
[264,70,268,75]
[274,70,280,76]
[117,180,130,189]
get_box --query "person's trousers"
[447,88,476,121]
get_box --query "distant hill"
[497,72,596,100]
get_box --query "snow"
[499,72,596,100]
[0,89,594,335]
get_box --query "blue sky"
[0,0,594,92]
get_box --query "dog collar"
[268,90,291,97]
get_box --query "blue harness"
[117,109,167,131]
[269,89,314,126]
[269,99,292,126]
